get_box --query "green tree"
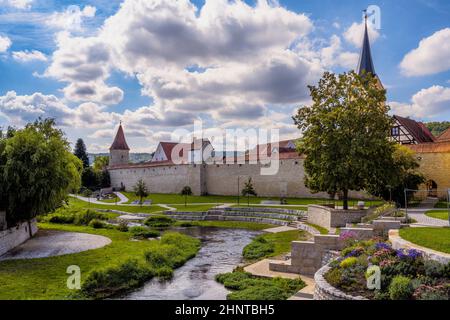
[181,186,192,207]
[74,138,89,168]
[93,156,109,172]
[425,121,450,137]
[0,118,82,228]
[81,167,98,191]
[367,144,424,207]
[133,179,148,205]
[293,71,394,210]
[241,178,257,206]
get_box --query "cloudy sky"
[0,0,450,153]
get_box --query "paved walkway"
[408,208,449,227]
[114,192,129,204]
[263,226,297,233]
[243,259,315,300]
[0,229,111,261]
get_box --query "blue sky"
[0,0,449,152]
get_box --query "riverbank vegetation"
[0,224,200,300]
[215,269,305,300]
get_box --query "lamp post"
[447,189,450,227]
[237,176,240,206]
[404,189,408,222]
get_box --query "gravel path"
[0,229,111,261]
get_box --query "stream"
[122,227,260,300]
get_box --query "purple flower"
[407,249,422,259]
[339,231,357,241]
[375,242,392,250]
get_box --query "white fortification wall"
[109,159,372,198]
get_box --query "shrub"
[129,226,160,239]
[47,213,75,224]
[74,210,106,226]
[424,260,447,278]
[216,271,305,300]
[116,220,129,232]
[413,284,450,300]
[144,216,175,228]
[340,257,358,269]
[242,236,275,260]
[389,276,413,300]
[89,219,106,229]
[145,233,200,269]
[81,259,153,299]
[154,266,174,280]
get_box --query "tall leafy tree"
[241,177,257,207]
[133,179,149,205]
[93,156,109,172]
[74,138,89,168]
[0,118,82,227]
[366,144,424,206]
[293,71,394,210]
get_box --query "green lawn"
[399,227,450,254]
[0,223,163,300]
[69,197,165,214]
[174,220,275,231]
[243,230,308,261]
[121,192,382,206]
[425,210,449,221]
[304,222,329,234]
[170,204,217,212]
[232,205,308,211]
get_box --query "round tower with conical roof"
[109,123,130,166]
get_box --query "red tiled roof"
[437,128,450,142]
[110,124,130,150]
[394,115,435,143]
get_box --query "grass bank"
[399,227,450,254]
[243,230,308,261]
[425,210,449,221]
[216,270,305,300]
[0,224,199,299]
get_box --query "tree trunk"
[28,219,33,238]
[343,189,349,210]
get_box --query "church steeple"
[356,12,376,76]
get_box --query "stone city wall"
[109,159,372,198]
[0,219,38,257]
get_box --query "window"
[391,126,400,137]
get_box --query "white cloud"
[12,49,47,62]
[46,5,96,31]
[390,85,450,118]
[400,28,450,77]
[0,35,12,52]
[343,21,380,48]
[0,0,32,9]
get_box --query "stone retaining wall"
[225,207,306,216]
[0,219,38,257]
[314,264,368,300]
[164,213,289,226]
[307,205,368,229]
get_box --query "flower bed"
[323,237,450,300]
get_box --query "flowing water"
[122,227,260,300]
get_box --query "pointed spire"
[110,123,130,150]
[356,11,376,76]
